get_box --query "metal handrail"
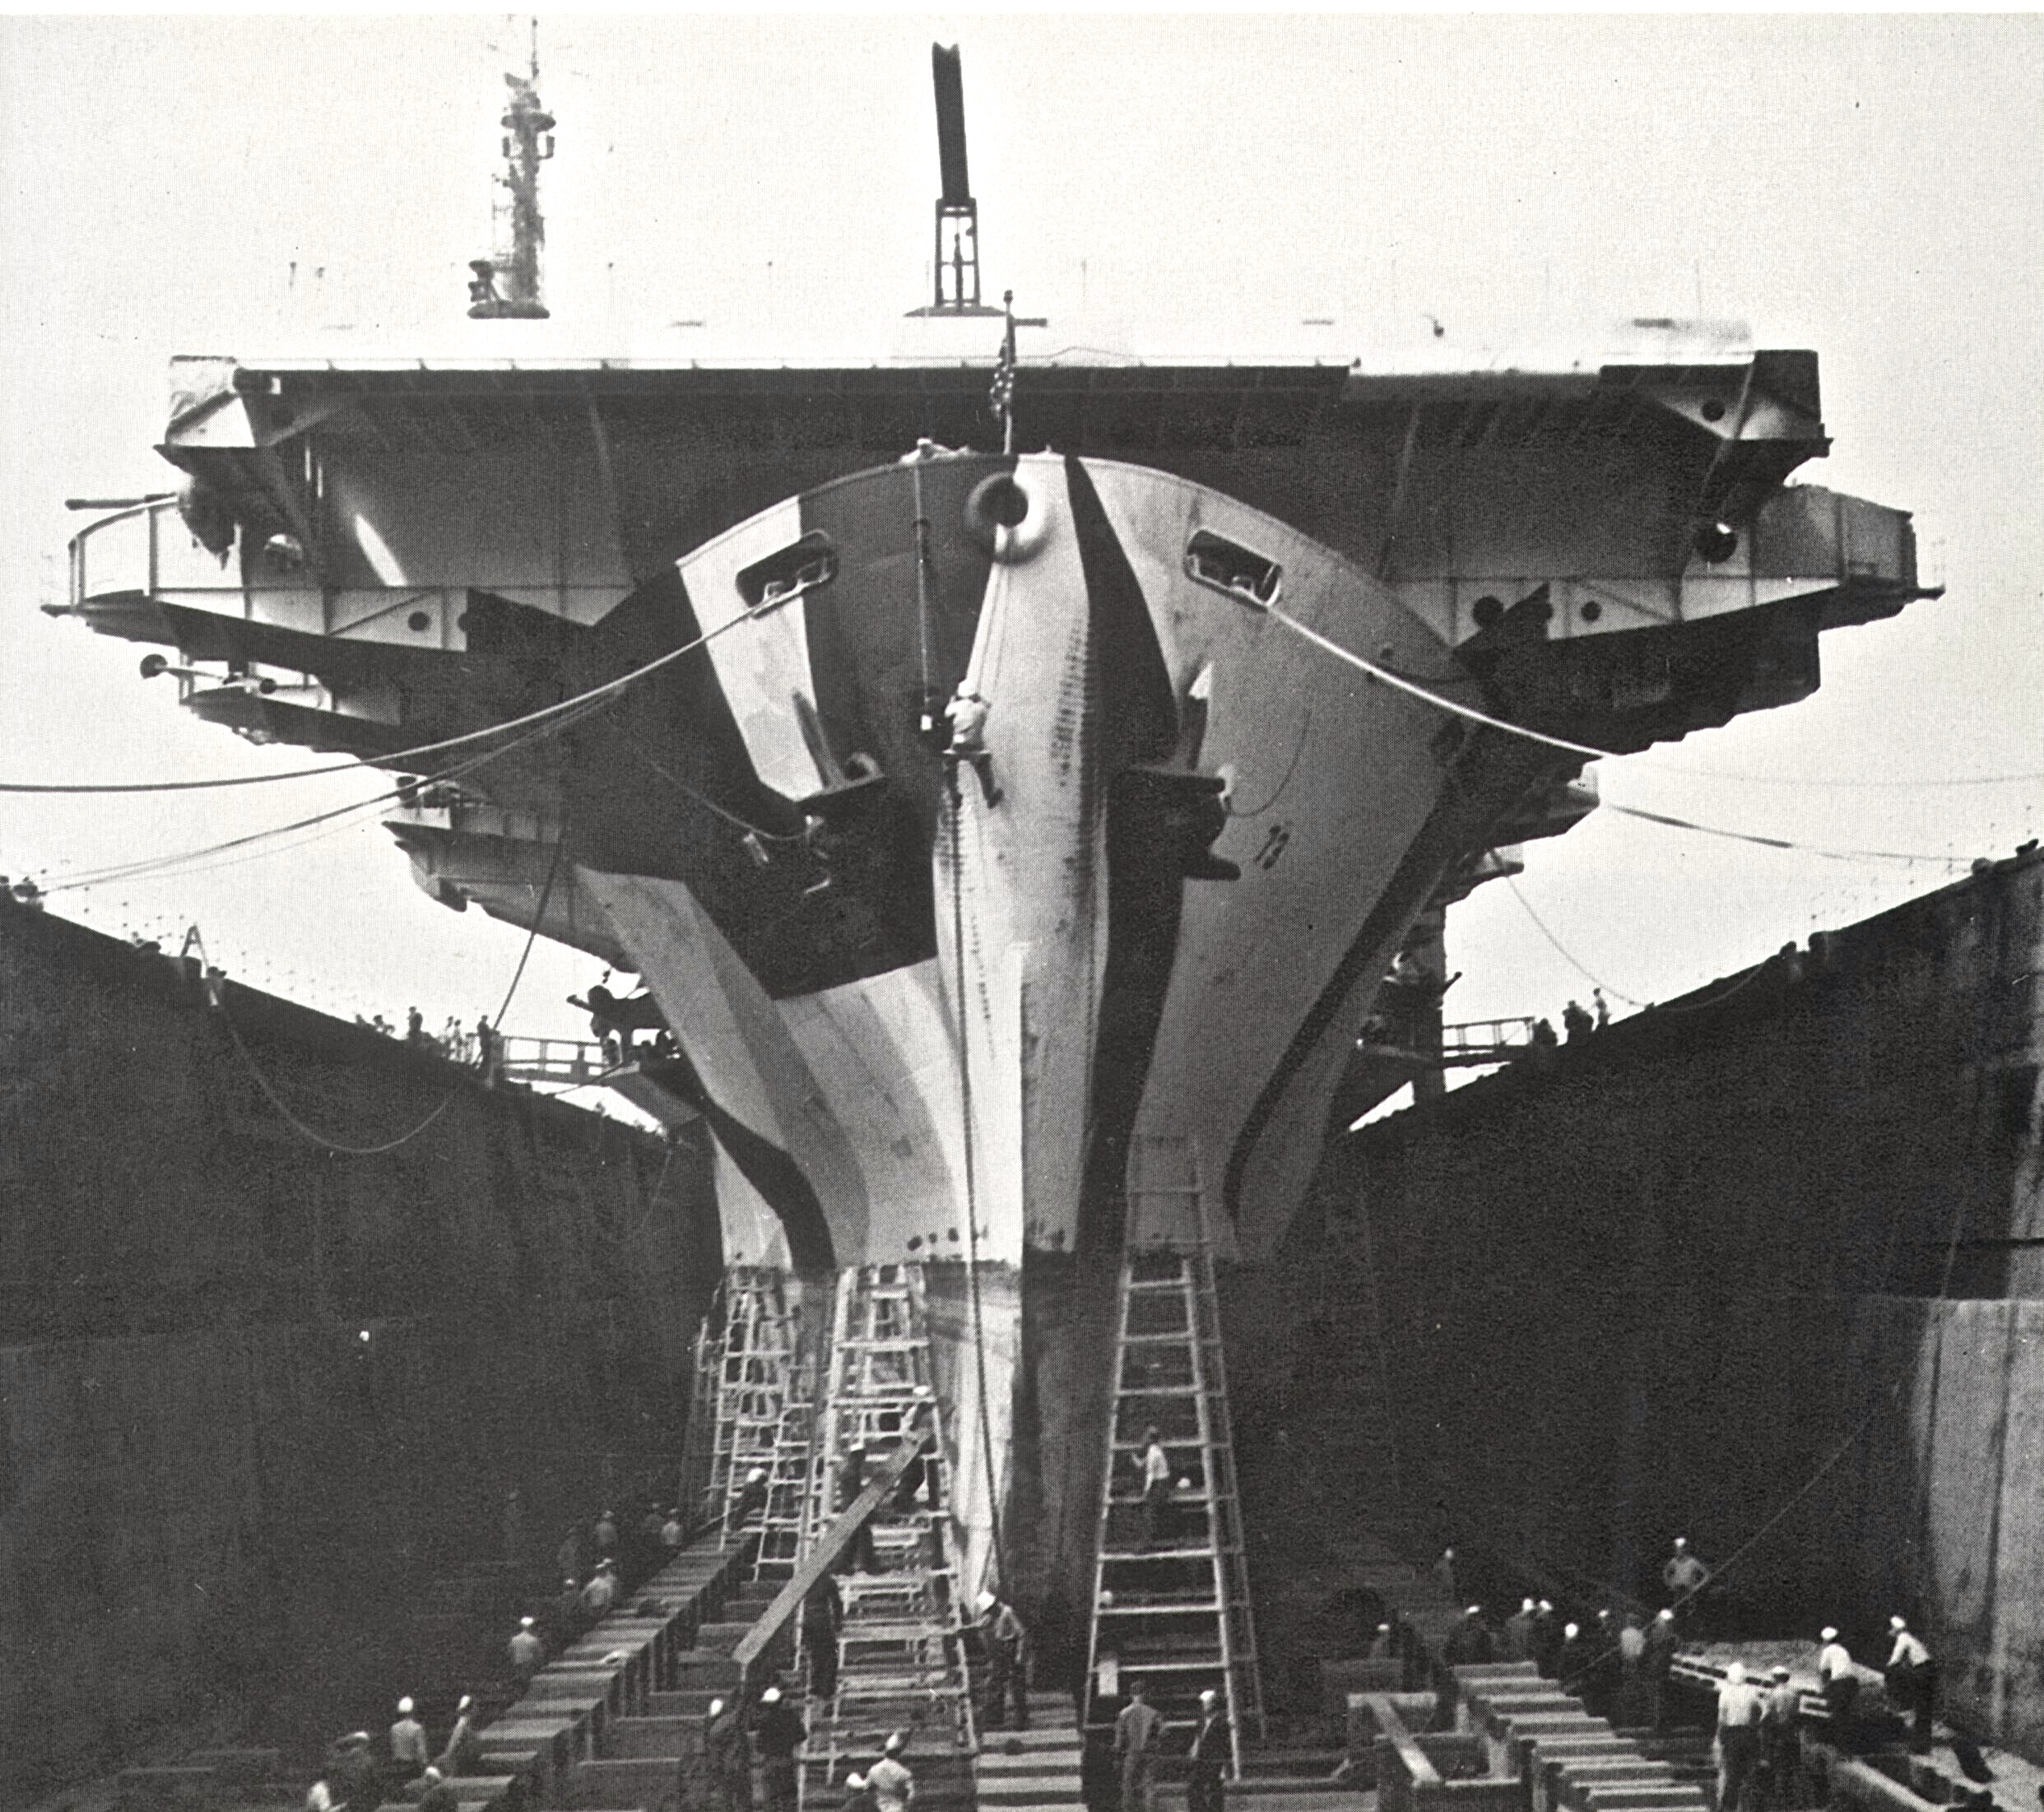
[68,496,179,607]
[496,1035,611,1081]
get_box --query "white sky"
[1,13,2040,1064]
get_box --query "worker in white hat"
[509,1614,543,1677]
[704,1694,751,1812]
[1716,1662,1765,1812]
[868,1731,915,1812]
[753,1685,807,1812]
[1818,1625,1857,1728]
[389,1696,430,1778]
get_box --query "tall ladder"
[1083,1138,1263,1776]
[704,1266,818,1577]
[801,1264,976,1796]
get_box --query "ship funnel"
[468,31,554,320]
[912,45,1000,317]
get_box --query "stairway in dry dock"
[973,1691,1085,1812]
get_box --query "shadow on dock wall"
[0,903,722,1802]
[1221,853,2044,1755]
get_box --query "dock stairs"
[1085,1136,1264,1779]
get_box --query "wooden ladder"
[1082,1136,1264,1776]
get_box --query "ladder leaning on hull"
[1083,1136,1264,1777]
[702,1265,820,1577]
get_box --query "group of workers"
[1714,1615,1942,1812]
[1426,1536,1950,1811]
[1113,1680,1233,1812]
[302,1696,481,1812]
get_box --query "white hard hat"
[709,1698,726,1717]
[848,1776,867,1791]
[520,1615,535,1628]
[1726,1662,1747,1684]
[977,1590,997,1611]
[1890,1615,1907,1630]
[762,1686,782,1703]
[1564,1623,1580,1638]
[1466,1605,1482,1617]
[885,1732,905,1754]
[1199,1689,1219,1706]
[397,1697,414,1714]
[1821,1626,1839,1641]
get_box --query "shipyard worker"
[1817,1627,1857,1731]
[416,1768,458,1812]
[509,1615,543,1679]
[1616,1615,1649,1726]
[1528,1018,1559,1059]
[1532,1601,1563,1679]
[1642,1609,1680,1730]
[1716,1662,1767,1812]
[1761,1666,1802,1808]
[1445,1605,1494,1666]
[582,1559,618,1618]
[1432,1547,1457,1603]
[555,1574,585,1642]
[836,1447,881,1573]
[944,686,1001,806]
[593,1508,620,1557]
[868,1731,916,1812]
[893,1446,930,1512]
[978,1589,1031,1730]
[662,1506,686,1553]
[406,1006,425,1046]
[1368,1620,1397,1661]
[1139,1428,1173,1550]
[804,1573,843,1701]
[705,1698,754,1812]
[304,1779,335,1812]
[754,1687,808,1812]
[1116,1679,1166,1812]
[1886,1617,1935,1754]
[389,1698,430,1780]
[1592,988,1610,1029]
[1664,1536,1710,1606]
[558,1522,584,1581]
[326,1733,379,1812]
[475,1015,501,1084]
[1558,1623,1592,1698]
[736,1466,772,1529]
[1503,1597,1537,1662]
[1187,1689,1231,1812]
[843,1773,877,1812]
[436,1695,481,1776]
[704,1698,754,1812]
[1563,998,1596,1042]
[1587,1609,1623,1717]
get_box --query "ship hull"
[59,342,1935,1612]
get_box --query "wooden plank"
[731,1410,931,1674]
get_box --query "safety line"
[1605,802,1957,867]
[1502,877,1646,1008]
[945,771,1007,1587]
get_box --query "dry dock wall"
[0,901,721,1804]
[1223,853,2044,1755]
